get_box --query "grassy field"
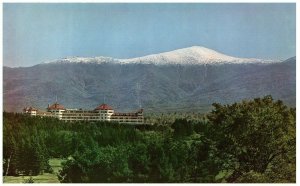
[3,158,64,183]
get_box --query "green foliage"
[3,113,51,176]
[207,95,296,182]
[171,119,194,137]
[3,96,296,183]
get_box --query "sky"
[3,3,296,67]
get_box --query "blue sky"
[3,3,296,67]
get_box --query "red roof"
[94,104,113,110]
[48,102,65,110]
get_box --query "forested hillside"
[3,96,295,183]
[3,57,295,113]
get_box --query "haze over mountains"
[3,46,295,113]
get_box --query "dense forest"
[3,96,296,183]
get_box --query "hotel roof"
[94,104,113,110]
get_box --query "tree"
[128,143,150,182]
[171,119,193,137]
[207,96,295,183]
[58,144,132,183]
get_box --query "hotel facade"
[23,102,144,124]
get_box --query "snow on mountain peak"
[45,46,279,66]
[119,46,277,65]
[44,56,117,64]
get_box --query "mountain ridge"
[42,46,280,66]
[3,55,295,113]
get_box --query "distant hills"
[3,46,296,113]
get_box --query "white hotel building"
[23,102,144,124]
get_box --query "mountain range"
[3,46,296,113]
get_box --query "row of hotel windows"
[61,118,143,123]
[61,115,142,120]
[65,111,114,113]
[61,115,142,119]
[32,114,143,123]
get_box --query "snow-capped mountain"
[45,46,279,65]
[44,56,118,64]
[4,56,295,113]
[3,46,294,113]
[120,46,277,65]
